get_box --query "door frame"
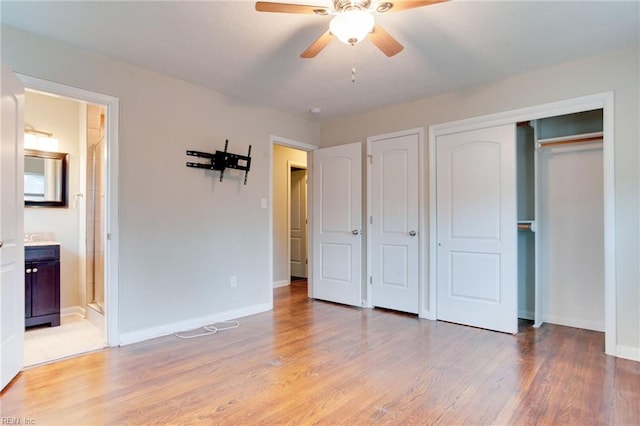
[428,92,616,356]
[287,161,307,280]
[18,74,121,347]
[269,135,318,303]
[366,128,425,310]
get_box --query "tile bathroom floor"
[24,314,106,366]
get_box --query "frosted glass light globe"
[330,10,374,45]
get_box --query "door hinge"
[368,155,372,164]
[369,276,372,284]
[369,216,373,224]
[107,233,112,241]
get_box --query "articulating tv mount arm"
[186,140,252,185]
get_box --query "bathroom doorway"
[22,90,108,366]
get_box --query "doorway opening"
[22,90,107,366]
[289,165,308,283]
[517,109,605,334]
[17,74,120,366]
[272,143,308,288]
[269,136,318,306]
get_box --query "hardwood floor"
[2,280,639,425]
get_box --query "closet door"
[436,124,517,334]
[369,131,420,314]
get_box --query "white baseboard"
[616,345,640,362]
[118,302,272,346]
[61,306,85,317]
[273,279,289,288]
[540,314,605,332]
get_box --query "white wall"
[2,25,320,338]
[272,144,307,285]
[320,47,640,352]
[24,91,81,310]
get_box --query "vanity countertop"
[25,241,60,247]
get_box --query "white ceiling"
[1,0,638,120]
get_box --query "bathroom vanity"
[25,243,60,328]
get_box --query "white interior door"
[1,64,25,390]
[369,132,419,313]
[436,124,517,334]
[290,167,307,278]
[312,142,362,306]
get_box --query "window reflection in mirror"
[24,149,68,207]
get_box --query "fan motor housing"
[334,0,371,11]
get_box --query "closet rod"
[537,132,603,148]
[517,221,536,232]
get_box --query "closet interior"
[517,109,604,332]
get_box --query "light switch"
[261,198,267,209]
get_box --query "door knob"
[409,230,417,237]
[32,268,38,273]
[352,229,360,235]
[26,268,32,273]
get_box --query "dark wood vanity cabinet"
[25,245,60,328]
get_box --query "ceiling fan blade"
[255,1,330,15]
[300,30,334,58]
[375,0,448,13]
[368,24,404,57]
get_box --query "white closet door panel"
[450,142,501,240]
[370,133,419,314]
[436,124,517,334]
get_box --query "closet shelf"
[537,131,603,148]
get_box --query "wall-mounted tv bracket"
[186,140,252,185]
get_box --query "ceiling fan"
[255,0,447,58]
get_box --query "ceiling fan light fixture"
[329,9,374,45]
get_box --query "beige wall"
[5,24,638,355]
[272,144,307,285]
[2,25,320,338]
[24,91,82,310]
[320,47,640,352]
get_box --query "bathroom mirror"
[24,149,69,207]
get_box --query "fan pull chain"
[351,43,356,83]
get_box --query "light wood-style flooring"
[2,280,639,424]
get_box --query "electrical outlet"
[230,275,237,288]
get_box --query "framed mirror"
[24,149,69,207]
